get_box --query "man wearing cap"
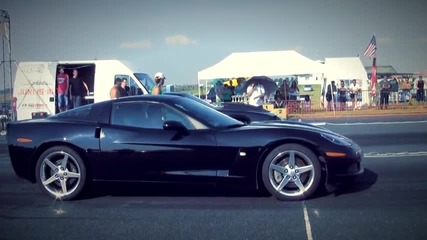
[152,72,165,95]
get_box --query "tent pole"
[198,79,200,98]
[205,80,208,100]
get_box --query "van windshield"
[134,73,155,93]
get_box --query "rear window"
[51,101,111,123]
[51,104,93,121]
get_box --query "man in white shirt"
[246,83,265,107]
[349,79,361,110]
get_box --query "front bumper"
[322,145,364,179]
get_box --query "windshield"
[171,97,244,129]
[181,93,217,108]
[134,73,156,93]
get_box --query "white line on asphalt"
[310,122,327,126]
[364,151,427,158]
[302,201,313,240]
[325,120,427,126]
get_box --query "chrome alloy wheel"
[268,150,315,197]
[39,151,82,198]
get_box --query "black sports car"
[7,95,363,201]
[165,92,281,123]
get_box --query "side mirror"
[163,120,189,135]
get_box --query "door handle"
[94,127,101,139]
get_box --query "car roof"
[111,94,181,103]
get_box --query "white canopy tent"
[323,57,368,83]
[197,50,324,97]
[322,57,369,92]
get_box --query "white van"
[12,59,155,121]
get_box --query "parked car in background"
[303,85,313,91]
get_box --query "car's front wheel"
[262,144,321,201]
[35,146,87,200]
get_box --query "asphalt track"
[1,115,427,240]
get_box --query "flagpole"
[371,57,377,107]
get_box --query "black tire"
[35,146,87,200]
[262,144,321,201]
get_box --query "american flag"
[364,35,377,58]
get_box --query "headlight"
[321,133,353,146]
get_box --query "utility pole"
[0,10,13,122]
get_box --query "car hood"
[247,120,337,135]
[220,102,270,113]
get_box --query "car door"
[95,101,226,183]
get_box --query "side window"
[111,102,145,128]
[111,101,195,129]
[114,74,129,97]
[129,77,144,95]
[145,103,195,130]
[114,74,143,96]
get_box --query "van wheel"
[35,146,86,200]
[262,144,321,201]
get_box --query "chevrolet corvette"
[7,95,363,201]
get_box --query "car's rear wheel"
[262,144,321,201]
[35,146,86,200]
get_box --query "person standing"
[207,87,216,103]
[389,76,399,105]
[222,84,233,102]
[119,78,129,97]
[152,72,165,95]
[337,80,348,111]
[56,66,69,112]
[233,78,245,96]
[288,80,299,101]
[379,76,391,109]
[400,78,411,103]
[416,75,425,103]
[69,69,89,108]
[110,78,122,99]
[326,81,337,111]
[214,80,223,104]
[349,79,361,110]
[246,82,265,107]
[280,80,289,103]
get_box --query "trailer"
[12,59,154,121]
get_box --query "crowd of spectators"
[375,75,425,109]
[323,75,426,111]
[324,79,362,111]
[206,75,426,114]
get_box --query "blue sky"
[2,0,427,85]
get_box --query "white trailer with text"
[12,60,154,121]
